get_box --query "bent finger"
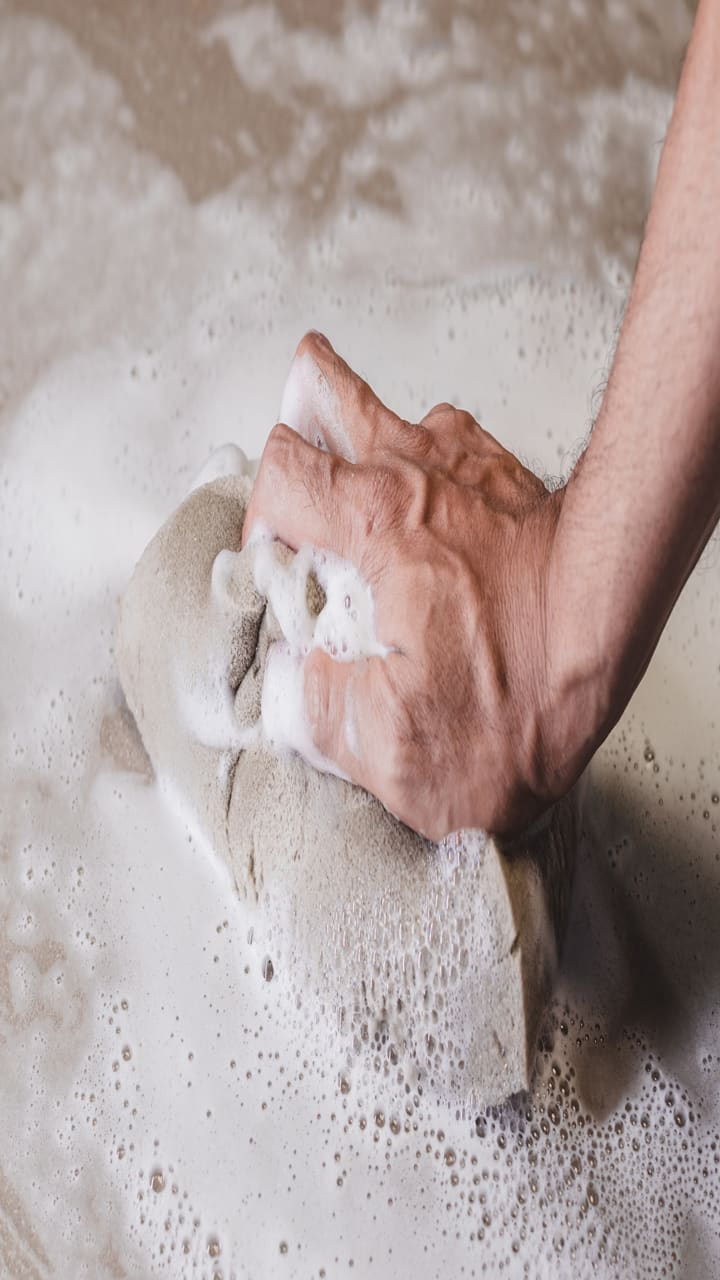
[242,422,363,562]
[303,646,401,798]
[280,330,420,463]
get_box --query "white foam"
[260,641,347,778]
[249,527,388,771]
[312,546,388,662]
[252,535,318,654]
[279,346,355,460]
[2,5,718,1277]
[190,442,255,491]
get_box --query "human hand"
[243,332,592,839]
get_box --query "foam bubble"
[249,526,388,772]
[2,3,717,1275]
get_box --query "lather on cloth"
[116,356,578,1106]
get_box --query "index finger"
[280,330,421,463]
[241,421,366,565]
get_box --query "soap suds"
[191,441,255,490]
[118,466,576,1113]
[2,3,719,1278]
[250,527,388,770]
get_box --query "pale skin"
[243,0,720,841]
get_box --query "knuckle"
[295,329,331,364]
[269,420,292,445]
[265,421,294,465]
[426,400,454,420]
[456,408,480,434]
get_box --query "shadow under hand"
[557,759,720,1121]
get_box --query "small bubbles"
[587,1183,599,1207]
[207,1238,220,1258]
[262,956,275,983]
[279,1240,288,1255]
[444,1148,456,1167]
[374,1109,385,1129]
[122,1046,132,1061]
[150,1171,165,1194]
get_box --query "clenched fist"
[242,332,599,839]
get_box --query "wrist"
[538,479,621,799]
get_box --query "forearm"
[246,20,720,836]
[548,0,720,766]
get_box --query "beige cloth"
[117,471,577,1104]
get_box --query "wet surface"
[1,2,718,1277]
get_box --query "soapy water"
[190,460,389,775]
[1,2,720,1277]
[252,530,388,776]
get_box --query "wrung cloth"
[116,360,577,1105]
